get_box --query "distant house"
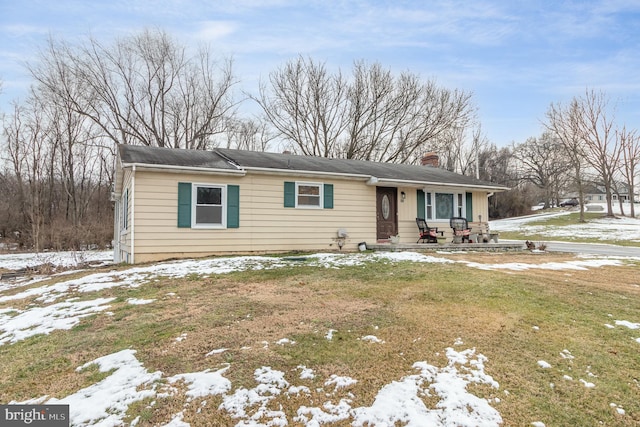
[112,145,509,263]
[580,183,638,203]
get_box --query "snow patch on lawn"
[462,258,623,272]
[490,207,640,242]
[15,345,501,427]
[0,298,114,345]
[14,349,161,427]
[615,320,640,329]
[0,250,112,271]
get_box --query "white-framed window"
[121,189,129,231]
[296,182,323,208]
[424,191,466,220]
[192,183,227,228]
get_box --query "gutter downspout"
[131,165,136,264]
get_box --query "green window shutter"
[177,182,192,228]
[284,181,295,207]
[323,184,334,209]
[417,189,425,219]
[227,185,240,228]
[466,192,473,221]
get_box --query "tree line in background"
[0,29,638,251]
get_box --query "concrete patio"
[365,241,525,252]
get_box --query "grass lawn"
[497,212,640,246]
[1,252,639,425]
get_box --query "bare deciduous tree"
[256,58,475,163]
[545,98,588,222]
[436,123,488,176]
[29,29,237,149]
[3,97,52,250]
[1,82,114,251]
[618,126,640,217]
[220,118,275,151]
[513,132,568,208]
[254,56,347,157]
[577,89,620,217]
[476,144,528,218]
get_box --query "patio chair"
[416,218,440,243]
[450,217,472,243]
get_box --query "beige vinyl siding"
[397,187,423,241]
[396,187,489,243]
[125,168,494,262]
[131,170,376,261]
[468,192,490,237]
[396,186,450,241]
[472,192,489,223]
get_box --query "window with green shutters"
[121,189,129,230]
[177,182,239,228]
[284,181,334,209]
[417,189,472,221]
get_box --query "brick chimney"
[421,152,439,167]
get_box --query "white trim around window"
[423,190,466,220]
[121,189,129,231]
[295,182,323,209]
[192,183,227,228]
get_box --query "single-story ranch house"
[113,145,509,263]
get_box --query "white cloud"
[0,24,49,38]
[193,20,237,42]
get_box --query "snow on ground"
[1,214,639,425]
[614,320,640,330]
[0,250,636,349]
[490,203,640,242]
[18,349,162,426]
[461,258,625,272]
[15,343,502,427]
[0,298,115,345]
[0,250,112,271]
[0,252,452,305]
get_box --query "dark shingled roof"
[119,144,237,170]
[118,144,507,190]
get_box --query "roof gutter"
[120,161,508,191]
[375,177,509,192]
[241,165,370,180]
[120,162,247,176]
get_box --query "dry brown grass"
[1,251,639,425]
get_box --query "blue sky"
[1,0,640,147]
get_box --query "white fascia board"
[120,163,247,176]
[376,178,509,192]
[242,166,371,181]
